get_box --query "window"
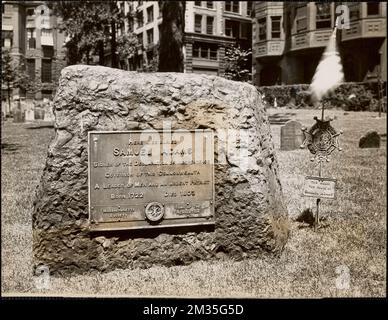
[347,2,360,21]
[296,6,307,32]
[26,28,36,49]
[258,18,266,41]
[147,6,154,23]
[367,2,379,16]
[194,1,201,7]
[27,8,35,16]
[247,2,253,17]
[316,3,331,29]
[271,16,281,39]
[206,16,214,35]
[27,59,35,80]
[3,38,12,48]
[128,17,134,32]
[225,1,239,13]
[137,10,144,27]
[42,45,54,57]
[147,28,153,45]
[225,19,239,38]
[195,14,202,33]
[193,42,217,60]
[41,59,52,83]
[225,20,232,37]
[41,28,52,37]
[240,22,250,39]
[206,1,213,9]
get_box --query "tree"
[158,1,185,72]
[52,1,129,68]
[224,45,252,82]
[117,33,139,70]
[1,49,15,114]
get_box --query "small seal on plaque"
[145,202,165,223]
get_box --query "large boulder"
[33,65,289,275]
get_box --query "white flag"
[309,26,344,103]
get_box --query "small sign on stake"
[303,176,337,199]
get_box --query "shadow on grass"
[25,123,54,130]
[269,112,296,119]
[1,143,21,153]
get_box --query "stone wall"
[33,65,289,275]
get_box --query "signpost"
[301,115,342,231]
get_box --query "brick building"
[1,0,66,116]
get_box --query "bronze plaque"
[88,129,215,231]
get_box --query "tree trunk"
[98,40,105,66]
[7,82,11,117]
[111,22,118,68]
[158,1,185,72]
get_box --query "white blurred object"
[309,23,344,103]
[348,94,356,99]
[274,97,278,108]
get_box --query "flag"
[309,25,344,103]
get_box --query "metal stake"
[315,159,323,231]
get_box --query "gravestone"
[25,109,35,121]
[43,101,55,121]
[33,65,289,275]
[280,120,304,151]
[359,130,380,148]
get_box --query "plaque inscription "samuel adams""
[88,130,214,231]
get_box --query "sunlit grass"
[1,109,386,297]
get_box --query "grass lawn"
[1,109,386,297]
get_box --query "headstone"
[13,100,24,123]
[25,109,35,121]
[359,130,380,148]
[280,120,304,151]
[33,65,288,275]
[34,107,45,120]
[43,101,55,121]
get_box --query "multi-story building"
[120,0,253,76]
[1,0,66,115]
[253,2,387,86]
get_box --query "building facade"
[253,2,387,86]
[2,0,67,115]
[120,0,253,76]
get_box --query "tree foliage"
[51,0,135,68]
[1,48,15,112]
[158,1,185,72]
[117,33,139,69]
[224,45,252,82]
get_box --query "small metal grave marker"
[280,120,304,151]
[88,130,215,231]
[301,116,343,231]
[303,176,336,199]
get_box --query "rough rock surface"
[33,65,289,275]
[359,130,381,148]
